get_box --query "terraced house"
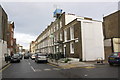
[7,21,16,55]
[30,41,35,53]
[0,5,8,68]
[103,10,120,60]
[32,9,105,61]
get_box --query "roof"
[103,10,120,18]
[8,21,14,24]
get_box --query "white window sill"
[70,52,74,54]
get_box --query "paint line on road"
[44,69,51,71]
[31,66,36,72]
[47,63,60,68]
[35,69,42,72]
[76,66,96,69]
[28,62,31,65]
[84,66,95,69]
[0,64,11,72]
[53,68,60,70]
[84,74,88,77]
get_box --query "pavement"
[48,58,109,69]
[0,58,10,80]
[0,58,10,70]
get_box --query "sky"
[0,1,119,49]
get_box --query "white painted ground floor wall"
[80,20,104,61]
[0,39,8,69]
[113,38,120,52]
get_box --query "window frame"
[70,26,74,40]
[70,42,74,54]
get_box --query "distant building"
[13,38,17,54]
[16,44,23,53]
[29,41,35,53]
[33,9,105,61]
[103,10,120,59]
[7,21,15,55]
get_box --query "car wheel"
[18,60,20,63]
[109,63,113,66]
[36,60,38,63]
[10,61,12,63]
[46,60,48,63]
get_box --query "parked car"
[29,53,33,58]
[31,54,36,60]
[19,53,23,60]
[10,54,21,63]
[24,53,29,59]
[108,52,120,66]
[35,53,48,63]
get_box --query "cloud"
[14,32,37,49]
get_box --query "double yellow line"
[47,63,61,68]
[0,64,11,72]
[47,63,96,69]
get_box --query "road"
[1,58,119,79]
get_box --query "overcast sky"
[0,1,118,49]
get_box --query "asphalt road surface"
[1,58,119,79]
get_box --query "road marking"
[84,66,95,69]
[76,66,96,69]
[44,69,51,71]
[31,66,36,72]
[84,74,88,77]
[0,64,11,72]
[35,69,42,72]
[53,68,60,70]
[28,62,31,65]
[47,63,60,68]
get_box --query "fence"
[48,52,65,60]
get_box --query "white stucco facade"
[0,39,8,69]
[79,19,104,61]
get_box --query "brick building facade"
[7,21,15,55]
[103,10,120,59]
[32,10,104,61]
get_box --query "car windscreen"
[24,54,29,56]
[37,53,46,56]
[111,53,120,57]
[13,54,19,57]
[33,54,37,56]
